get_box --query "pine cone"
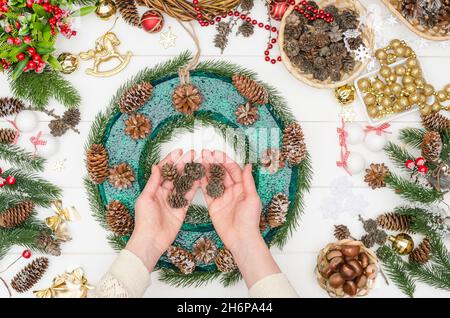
[119,82,153,114]
[49,119,69,137]
[192,237,218,264]
[334,224,350,240]
[336,10,359,31]
[421,113,450,132]
[168,192,188,209]
[167,246,196,274]
[409,237,431,264]
[240,0,254,11]
[174,174,193,194]
[361,233,376,248]
[109,162,135,189]
[36,234,61,256]
[214,22,231,52]
[235,102,259,126]
[342,54,356,73]
[347,37,363,50]
[206,181,225,198]
[238,21,254,37]
[282,122,306,166]
[232,74,269,105]
[421,131,442,162]
[117,0,141,27]
[215,248,237,273]
[364,163,390,189]
[285,39,301,58]
[162,163,178,181]
[266,192,289,228]
[172,84,203,115]
[62,108,81,127]
[374,230,388,245]
[185,162,205,181]
[359,215,378,233]
[261,148,285,174]
[86,144,109,184]
[106,200,134,236]
[0,201,34,228]
[400,0,417,20]
[209,164,225,181]
[11,257,49,293]
[0,128,17,144]
[0,97,25,118]
[376,212,413,233]
[124,113,151,140]
[259,214,268,232]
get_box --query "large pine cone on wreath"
[172,84,203,115]
[192,237,218,264]
[266,193,290,229]
[215,248,238,273]
[0,97,25,118]
[167,246,196,275]
[119,82,153,114]
[409,237,431,264]
[86,144,110,184]
[124,113,152,140]
[282,123,306,166]
[117,0,141,27]
[0,128,17,144]
[421,113,450,132]
[36,234,61,256]
[0,201,34,228]
[106,200,134,236]
[109,163,135,189]
[232,74,269,105]
[421,131,443,162]
[11,257,49,293]
[376,212,412,233]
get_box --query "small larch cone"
[0,201,34,228]
[11,257,49,293]
[36,234,61,256]
[116,0,141,27]
[409,237,431,264]
[124,113,151,140]
[206,181,225,198]
[161,163,178,181]
[49,119,69,137]
[0,128,17,144]
[235,102,259,126]
[62,108,81,127]
[282,122,307,166]
[261,148,285,174]
[172,84,203,115]
[421,113,450,132]
[119,82,153,114]
[421,131,443,162]
[215,248,238,273]
[174,174,194,195]
[106,200,134,236]
[209,164,225,181]
[0,97,25,118]
[184,162,205,181]
[109,162,135,189]
[192,237,218,264]
[167,246,196,275]
[266,192,290,228]
[334,224,351,240]
[376,212,412,233]
[168,192,188,209]
[86,144,109,184]
[232,74,269,105]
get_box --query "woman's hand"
[201,150,281,287]
[126,149,199,271]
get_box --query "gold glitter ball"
[95,0,117,20]
[57,53,78,74]
[334,84,356,105]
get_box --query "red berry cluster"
[19,47,46,73]
[405,157,428,174]
[0,167,16,188]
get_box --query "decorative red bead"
[264,25,270,30]
[234,11,239,16]
[277,56,282,61]
[271,38,276,43]
[415,157,426,166]
[418,165,428,174]
[265,56,270,62]
[299,9,305,14]
[246,17,251,22]
[258,22,264,28]
[228,11,233,16]
[240,14,246,19]
[252,19,257,25]
[271,59,276,64]
[215,17,221,22]
[264,50,270,55]
[271,26,277,32]
[268,44,273,49]
[405,159,415,170]
[301,1,307,5]
[22,250,31,259]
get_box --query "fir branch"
[399,128,426,149]
[83,177,108,228]
[158,268,222,288]
[0,144,45,172]
[385,173,443,203]
[384,142,415,171]
[220,271,242,287]
[406,262,450,291]
[107,234,127,251]
[185,205,210,224]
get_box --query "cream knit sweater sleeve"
[93,250,298,298]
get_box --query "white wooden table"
[1,0,449,298]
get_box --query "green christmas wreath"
[84,52,312,287]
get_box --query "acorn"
[326,250,342,261]
[365,264,378,279]
[341,245,360,257]
[329,272,345,288]
[343,281,357,296]
[329,256,344,271]
[355,274,368,288]
[358,252,369,268]
[339,264,357,280]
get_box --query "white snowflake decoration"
[53,158,67,172]
[385,14,398,26]
[366,58,376,71]
[354,45,371,62]
[159,27,177,49]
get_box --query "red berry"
[264,25,270,30]
[32,53,41,62]
[0,167,2,174]
[14,38,22,45]
[7,36,14,44]
[16,53,25,61]
[0,178,6,187]
[27,47,36,55]
[22,250,31,259]
[27,60,36,69]
[405,159,415,170]
[49,17,56,25]
[6,175,15,185]
[24,36,32,44]
[415,157,426,166]
[72,30,77,36]
[268,44,273,49]
[418,165,428,174]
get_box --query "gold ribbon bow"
[45,200,80,241]
[34,267,92,298]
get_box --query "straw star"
[160,27,177,49]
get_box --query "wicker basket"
[315,239,379,298]
[380,0,450,41]
[278,0,374,89]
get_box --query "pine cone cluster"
[86,144,109,184]
[167,246,196,275]
[162,163,178,181]
[49,119,68,137]
[235,102,259,126]
[421,131,442,162]
[266,192,290,228]
[11,257,49,293]
[124,113,151,140]
[0,97,25,118]
[261,148,285,174]
[215,248,237,273]
[399,0,450,31]
[49,109,81,137]
[282,122,306,166]
[232,74,268,105]
[117,0,141,27]
[334,224,351,240]
[36,234,61,256]
[364,163,390,189]
[376,212,413,233]
[109,162,135,189]
[409,237,431,264]
[172,84,203,115]
[358,215,388,248]
[168,192,188,209]
[421,112,450,132]
[192,237,218,264]
[119,82,153,114]
[106,200,134,236]
[185,162,205,181]
[0,128,17,144]
[0,201,34,228]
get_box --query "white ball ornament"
[365,132,388,152]
[15,110,39,132]
[346,152,366,175]
[345,122,365,145]
[36,134,59,158]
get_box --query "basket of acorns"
[279,0,374,89]
[315,239,379,297]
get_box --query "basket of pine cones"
[380,0,450,41]
[278,0,374,89]
[315,239,379,297]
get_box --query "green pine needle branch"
[0,144,45,172]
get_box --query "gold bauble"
[334,84,356,105]
[402,75,414,85]
[393,102,403,112]
[390,39,402,48]
[394,65,406,76]
[383,85,393,96]
[364,93,376,106]
[95,0,117,20]
[57,53,79,74]
[404,47,413,57]
[432,101,442,112]
[390,83,402,96]
[380,65,391,78]
[357,78,371,92]
[410,67,421,78]
[375,49,387,61]
[394,46,406,57]
[414,78,425,88]
[418,94,426,104]
[386,53,396,64]
[421,104,432,115]
[373,79,385,92]
[389,233,414,255]
[404,83,417,94]
[423,83,435,96]
[367,106,378,117]
[406,58,419,68]
[437,90,448,102]
[388,74,397,83]
[445,84,450,95]
[409,93,420,104]
[398,96,409,108]
[381,96,393,107]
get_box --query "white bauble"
[36,134,59,158]
[365,132,388,152]
[347,152,366,175]
[15,110,39,132]
[345,122,365,145]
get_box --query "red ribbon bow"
[29,131,47,159]
[364,123,391,136]
[336,119,352,175]
[6,120,20,144]
[336,150,352,176]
